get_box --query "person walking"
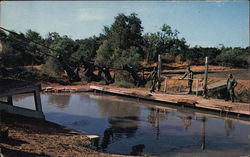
[181,67,194,94]
[227,74,237,102]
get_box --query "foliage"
[95,40,114,68]
[95,13,144,83]
[42,56,63,77]
[0,13,249,84]
[0,29,47,67]
[215,48,248,68]
[72,37,99,64]
[25,29,46,64]
[143,24,187,62]
[114,80,135,88]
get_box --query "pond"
[13,93,250,157]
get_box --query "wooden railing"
[162,76,203,96]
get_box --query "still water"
[13,93,250,156]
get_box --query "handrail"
[162,76,203,96]
[161,76,202,81]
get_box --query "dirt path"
[0,112,136,157]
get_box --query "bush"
[215,48,249,68]
[42,57,63,78]
[114,81,135,88]
[113,68,136,88]
[115,70,134,83]
[9,67,45,81]
[161,53,175,63]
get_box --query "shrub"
[161,53,175,63]
[42,57,63,78]
[215,48,249,68]
[114,81,135,88]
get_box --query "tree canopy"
[0,13,249,84]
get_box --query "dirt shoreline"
[0,112,138,157]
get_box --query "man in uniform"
[149,67,158,93]
[181,67,194,94]
[226,74,237,102]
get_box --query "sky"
[0,1,249,48]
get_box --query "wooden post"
[7,96,13,105]
[203,56,208,98]
[157,54,162,91]
[34,90,43,112]
[164,78,167,93]
[196,79,199,96]
[158,54,162,79]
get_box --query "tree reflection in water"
[97,99,140,150]
[12,94,32,101]
[178,116,192,131]
[224,120,235,136]
[130,144,145,156]
[148,108,168,139]
[100,127,114,151]
[48,94,71,109]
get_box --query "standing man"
[227,74,237,102]
[149,67,158,93]
[181,67,194,94]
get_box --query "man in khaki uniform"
[226,74,237,102]
[181,67,194,94]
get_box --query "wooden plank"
[0,102,45,119]
[0,83,41,98]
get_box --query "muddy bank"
[41,83,93,93]
[0,112,136,157]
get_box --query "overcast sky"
[1,1,249,47]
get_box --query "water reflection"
[12,93,35,110]
[96,99,140,150]
[225,120,235,136]
[47,94,71,109]
[12,93,32,101]
[12,93,250,156]
[100,127,114,150]
[177,116,192,131]
[200,117,206,151]
[148,108,168,139]
[130,144,145,156]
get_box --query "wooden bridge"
[0,79,45,119]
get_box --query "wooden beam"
[0,83,41,98]
[0,102,45,119]
[34,90,43,112]
[7,96,13,106]
[196,80,199,96]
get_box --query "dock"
[90,85,250,117]
[0,79,45,119]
